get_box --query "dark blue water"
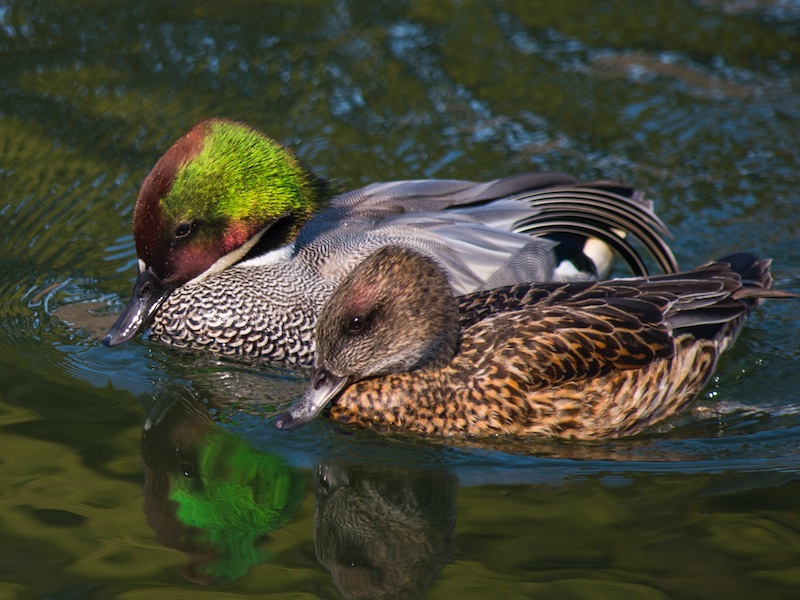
[1,1,799,598]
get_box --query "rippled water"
[1,1,799,598]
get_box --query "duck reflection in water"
[140,392,305,585]
[315,462,457,600]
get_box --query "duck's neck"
[241,173,334,261]
[419,324,460,372]
[149,262,337,366]
[272,167,336,245]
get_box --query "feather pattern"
[275,247,795,438]
[150,175,676,365]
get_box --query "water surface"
[1,1,799,598]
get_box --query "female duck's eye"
[347,315,367,334]
[174,221,194,240]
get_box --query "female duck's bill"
[275,246,796,439]
[275,369,351,431]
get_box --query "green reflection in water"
[142,394,306,585]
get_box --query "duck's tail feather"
[324,174,676,279]
[664,253,797,351]
[714,253,798,301]
[512,182,678,277]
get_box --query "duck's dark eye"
[347,315,367,335]
[179,461,196,478]
[174,221,195,240]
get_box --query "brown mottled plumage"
[275,246,795,439]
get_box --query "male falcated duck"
[103,118,676,365]
[275,246,795,438]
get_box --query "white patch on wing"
[583,237,615,278]
[554,260,582,279]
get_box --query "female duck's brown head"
[274,245,459,429]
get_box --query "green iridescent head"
[103,118,332,347]
[133,118,330,286]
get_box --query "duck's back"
[295,173,675,293]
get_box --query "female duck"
[275,246,794,438]
[103,118,676,366]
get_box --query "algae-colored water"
[1,1,799,598]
